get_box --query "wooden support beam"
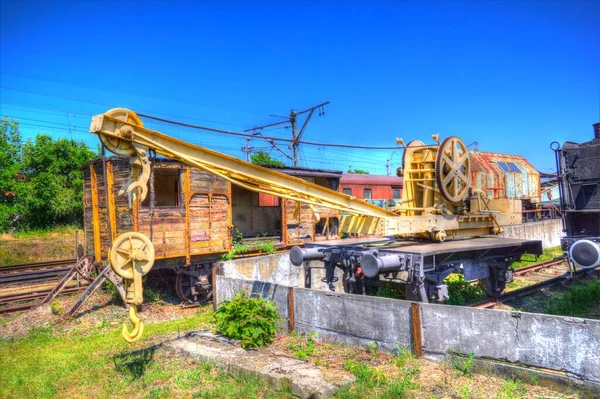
[212,265,218,311]
[184,168,191,264]
[106,162,117,241]
[411,302,423,357]
[90,166,102,263]
[288,286,295,333]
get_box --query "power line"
[139,112,403,150]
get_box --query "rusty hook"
[122,305,144,343]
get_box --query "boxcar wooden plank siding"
[83,157,341,265]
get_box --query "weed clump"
[213,292,279,349]
[285,332,317,360]
[49,300,64,315]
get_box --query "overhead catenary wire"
[137,112,403,150]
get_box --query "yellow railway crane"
[90,108,538,342]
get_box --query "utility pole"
[245,101,329,167]
[241,138,252,161]
[290,109,299,167]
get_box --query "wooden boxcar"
[82,157,342,302]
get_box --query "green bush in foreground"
[213,293,279,349]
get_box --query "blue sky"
[1,1,599,174]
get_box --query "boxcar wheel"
[175,265,213,304]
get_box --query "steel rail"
[472,264,600,309]
[0,259,77,275]
[0,286,87,314]
[512,258,566,276]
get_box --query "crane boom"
[91,108,396,220]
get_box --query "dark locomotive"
[552,122,600,269]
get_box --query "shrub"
[444,274,486,305]
[213,293,279,349]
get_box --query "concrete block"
[515,312,600,383]
[421,303,519,362]
[220,252,345,291]
[293,288,412,351]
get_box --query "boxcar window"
[143,169,180,207]
[343,188,352,195]
[393,189,401,199]
[507,162,522,173]
[364,189,372,199]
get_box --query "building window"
[507,162,521,173]
[143,169,180,207]
[343,188,352,195]
[364,189,372,199]
[393,189,401,199]
[496,162,512,173]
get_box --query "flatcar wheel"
[482,277,505,298]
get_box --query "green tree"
[250,151,285,167]
[0,117,98,232]
[0,117,24,231]
[347,168,370,174]
[20,134,97,228]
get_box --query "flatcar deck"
[305,236,543,257]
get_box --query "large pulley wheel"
[435,136,471,203]
[110,232,155,279]
[99,108,144,156]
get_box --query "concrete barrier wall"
[216,276,600,385]
[501,219,563,248]
[294,288,413,351]
[220,253,345,291]
[420,304,600,383]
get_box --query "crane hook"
[122,305,144,343]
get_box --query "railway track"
[473,261,600,309]
[0,259,89,314]
[0,286,87,314]
[0,259,77,275]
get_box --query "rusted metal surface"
[470,151,541,201]
[288,286,295,333]
[410,302,423,357]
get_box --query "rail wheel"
[175,265,213,304]
[98,108,144,156]
[435,136,471,203]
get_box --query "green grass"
[0,226,81,266]
[0,308,292,398]
[335,358,419,399]
[546,279,600,318]
[6,224,81,239]
[511,246,564,269]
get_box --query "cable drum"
[569,239,600,269]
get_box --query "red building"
[339,173,403,201]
